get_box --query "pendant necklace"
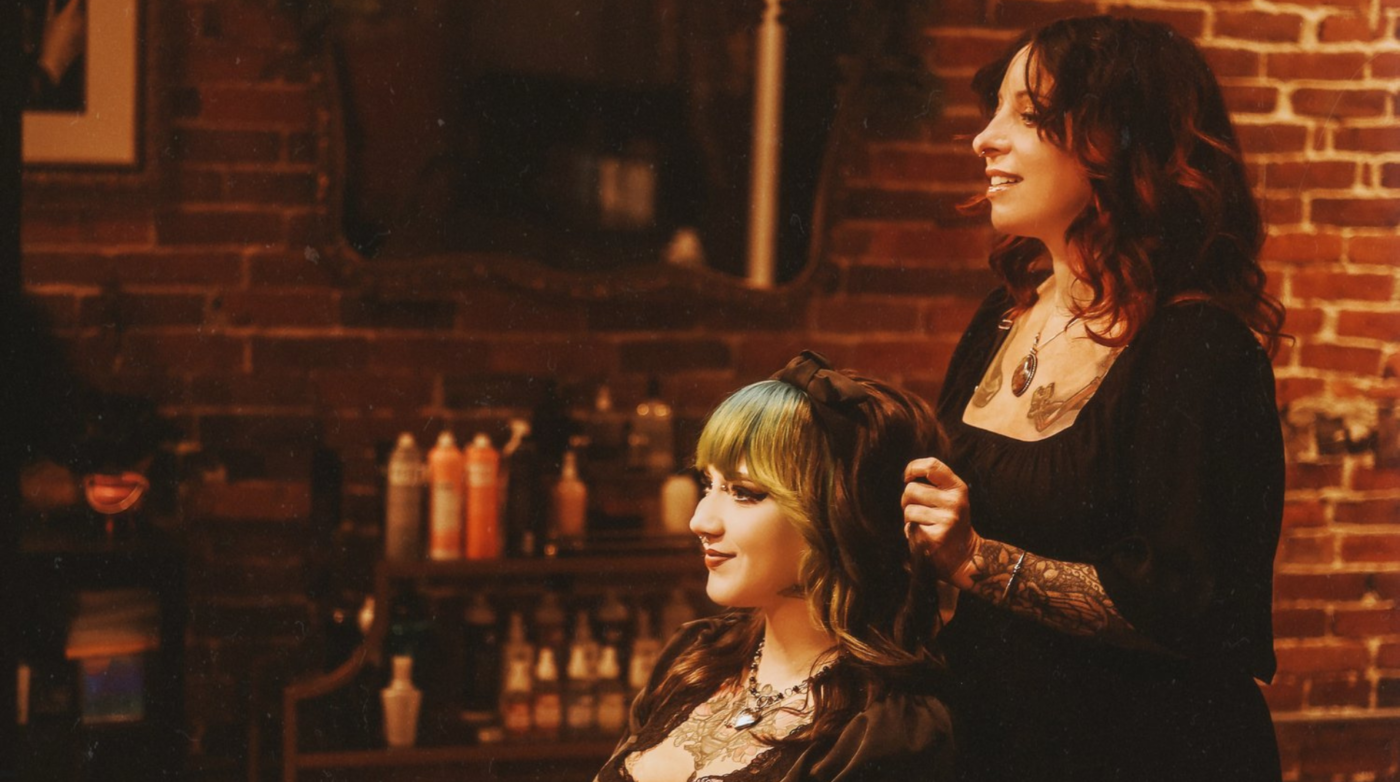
[1010,314,1080,397]
[728,639,834,731]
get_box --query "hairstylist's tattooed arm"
[964,539,1163,650]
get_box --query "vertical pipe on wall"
[0,0,23,773]
[745,0,786,289]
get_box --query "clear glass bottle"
[629,609,663,698]
[628,377,675,474]
[564,625,597,738]
[531,648,562,741]
[551,451,588,548]
[500,655,533,741]
[595,645,627,735]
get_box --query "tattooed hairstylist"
[597,352,954,782]
[902,16,1286,782]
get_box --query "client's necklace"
[1011,314,1080,397]
[728,640,834,731]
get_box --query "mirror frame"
[312,2,868,304]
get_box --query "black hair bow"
[771,351,869,453]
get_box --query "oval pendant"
[1011,352,1037,397]
[731,709,761,731]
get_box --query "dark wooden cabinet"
[281,552,707,782]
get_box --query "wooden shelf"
[378,551,700,581]
[283,550,706,782]
[296,739,615,769]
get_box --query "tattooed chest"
[624,689,807,782]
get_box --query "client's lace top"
[594,617,955,782]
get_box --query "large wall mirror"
[310,0,935,295]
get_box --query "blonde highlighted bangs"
[694,380,833,551]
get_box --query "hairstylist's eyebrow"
[996,89,1032,108]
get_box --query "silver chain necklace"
[728,639,834,731]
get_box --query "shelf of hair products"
[282,380,712,778]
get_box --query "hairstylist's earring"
[699,535,711,549]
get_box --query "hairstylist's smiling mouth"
[987,169,1022,195]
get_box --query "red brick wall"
[20,0,1400,777]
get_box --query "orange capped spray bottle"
[427,432,465,560]
[464,433,501,559]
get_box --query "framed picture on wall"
[22,0,141,168]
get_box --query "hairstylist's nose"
[972,118,1004,159]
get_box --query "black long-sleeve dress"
[936,288,1284,782]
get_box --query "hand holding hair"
[902,457,982,590]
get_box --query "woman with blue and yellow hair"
[596,351,954,782]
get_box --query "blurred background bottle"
[501,419,545,557]
[460,593,501,727]
[427,432,465,560]
[464,433,501,560]
[628,377,674,474]
[384,433,423,562]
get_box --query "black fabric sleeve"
[1095,305,1284,681]
[795,689,956,782]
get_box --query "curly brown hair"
[634,373,947,747]
[967,16,1285,354]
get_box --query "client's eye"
[730,484,769,505]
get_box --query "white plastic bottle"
[384,433,423,561]
[380,655,422,749]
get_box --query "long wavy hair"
[634,374,946,746]
[968,16,1285,354]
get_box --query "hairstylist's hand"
[902,457,981,591]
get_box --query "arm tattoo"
[963,538,1153,647]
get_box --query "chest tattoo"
[626,686,806,781]
[1024,350,1120,432]
[971,358,1003,408]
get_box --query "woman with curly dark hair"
[597,351,955,781]
[902,16,1286,782]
